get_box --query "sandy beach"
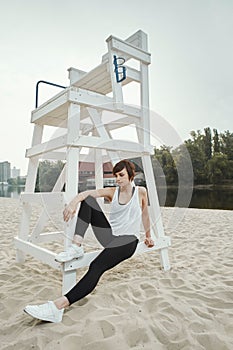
[0,197,233,350]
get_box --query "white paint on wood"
[26,135,67,158]
[106,36,151,64]
[14,237,61,270]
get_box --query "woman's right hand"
[144,237,154,248]
[63,202,77,222]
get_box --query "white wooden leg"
[62,269,77,295]
[16,124,43,261]
[95,148,103,189]
[63,103,80,292]
[16,250,26,264]
[16,202,31,263]
[142,154,164,235]
[160,248,170,271]
[142,154,171,271]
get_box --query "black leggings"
[65,196,138,305]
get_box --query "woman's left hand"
[144,237,154,248]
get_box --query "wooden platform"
[31,87,142,128]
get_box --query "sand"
[0,197,233,350]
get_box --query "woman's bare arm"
[140,187,154,247]
[63,187,115,222]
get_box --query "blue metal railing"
[35,80,66,108]
[113,55,127,83]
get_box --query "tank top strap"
[111,186,118,203]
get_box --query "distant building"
[0,161,11,183]
[78,161,114,191]
[11,166,20,179]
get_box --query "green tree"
[36,160,65,192]
[172,144,194,186]
[184,139,207,184]
[220,130,233,160]
[203,127,212,160]
[153,146,178,184]
[207,153,228,184]
[213,128,220,153]
[152,127,233,187]
[226,160,233,181]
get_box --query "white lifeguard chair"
[15,30,171,294]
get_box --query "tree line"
[153,128,233,186]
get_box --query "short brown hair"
[112,159,135,181]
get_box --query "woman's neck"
[119,182,133,193]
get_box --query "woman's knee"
[85,195,97,203]
[78,195,97,216]
[89,260,104,276]
[84,195,101,210]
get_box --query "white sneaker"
[24,301,64,323]
[55,244,84,263]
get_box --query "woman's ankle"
[73,235,83,246]
[72,241,81,246]
[54,296,70,310]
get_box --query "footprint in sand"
[98,319,116,338]
[196,332,230,350]
[191,306,213,321]
[140,282,159,298]
[203,269,218,276]
[143,296,164,313]
[59,335,83,350]
[125,328,149,347]
[223,280,233,286]
[189,321,206,333]
[0,273,11,281]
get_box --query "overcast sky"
[0,0,232,175]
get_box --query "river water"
[160,186,233,210]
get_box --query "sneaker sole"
[24,308,61,323]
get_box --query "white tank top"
[109,186,142,239]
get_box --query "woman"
[24,159,154,323]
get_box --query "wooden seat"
[70,61,135,95]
